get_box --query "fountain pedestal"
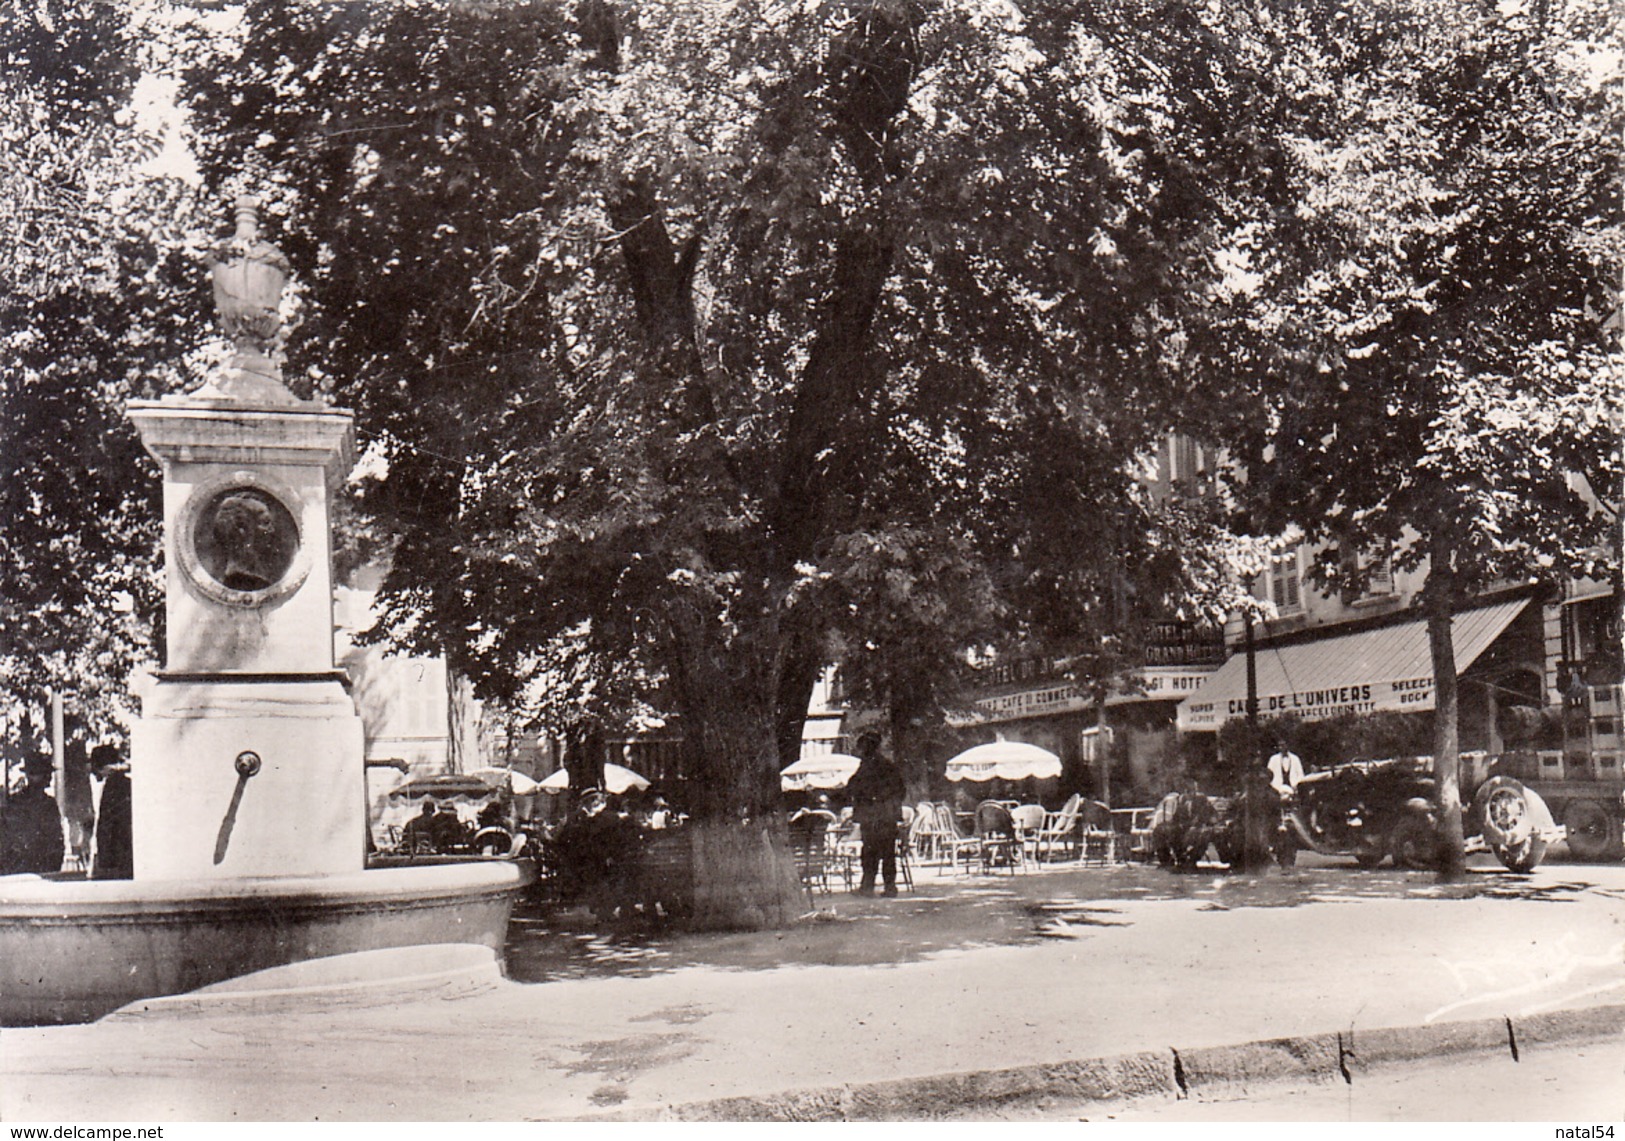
[0,197,531,1026]
[125,400,366,879]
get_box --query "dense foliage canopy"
[1188,0,1622,872]
[184,0,1273,815]
[0,1,208,738]
[1197,0,1620,595]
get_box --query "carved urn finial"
[204,194,299,404]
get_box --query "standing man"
[1266,738,1305,799]
[1,751,64,875]
[845,731,906,897]
[88,743,133,879]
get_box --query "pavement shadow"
[504,876,1058,983]
[503,861,1609,985]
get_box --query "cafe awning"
[1176,598,1530,731]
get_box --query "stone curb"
[587,1003,1625,1122]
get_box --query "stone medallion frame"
[175,469,311,608]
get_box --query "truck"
[1462,746,1625,863]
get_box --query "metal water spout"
[213,750,264,865]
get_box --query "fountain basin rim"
[0,864,531,1025]
[0,862,531,921]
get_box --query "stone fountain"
[0,198,532,1025]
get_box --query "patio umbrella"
[944,741,1062,783]
[465,767,544,796]
[779,753,862,792]
[537,762,651,795]
[386,773,499,800]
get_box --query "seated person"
[400,800,439,853]
[430,803,468,852]
[476,799,507,832]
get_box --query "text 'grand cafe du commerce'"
[955,621,1225,800]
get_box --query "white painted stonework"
[127,395,365,879]
[130,678,365,879]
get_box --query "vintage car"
[1280,758,1442,869]
[1151,757,1562,873]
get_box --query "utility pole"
[1243,593,1262,867]
[1245,616,1259,730]
[1093,689,1112,808]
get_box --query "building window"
[1363,555,1394,597]
[1268,549,1302,614]
[1341,548,1394,601]
[1164,434,1210,490]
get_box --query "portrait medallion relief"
[178,473,309,606]
[193,487,298,592]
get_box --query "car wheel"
[1561,801,1622,862]
[1473,777,1535,849]
[1497,836,1548,874]
[1389,815,1437,870]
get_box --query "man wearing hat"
[1,750,65,876]
[845,731,907,896]
[88,743,133,879]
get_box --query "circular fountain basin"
[0,861,533,1026]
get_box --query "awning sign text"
[1181,677,1436,729]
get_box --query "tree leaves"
[1,0,207,734]
[1202,0,1621,594]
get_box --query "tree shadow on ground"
[503,860,1607,984]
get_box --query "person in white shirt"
[1266,742,1305,799]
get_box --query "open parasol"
[465,767,544,796]
[779,753,862,792]
[944,741,1062,782]
[537,762,651,796]
[386,773,500,800]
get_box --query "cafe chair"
[974,801,1025,874]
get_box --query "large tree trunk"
[662,599,807,930]
[774,628,822,773]
[590,8,919,931]
[1424,534,1467,882]
[682,817,806,931]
